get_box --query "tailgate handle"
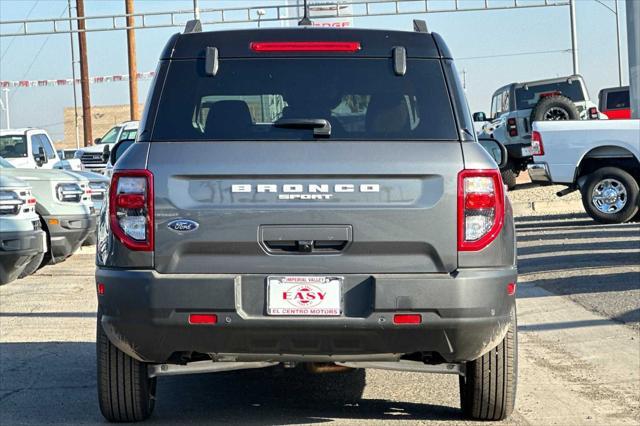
[260,225,352,255]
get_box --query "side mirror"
[478,137,508,169]
[34,147,47,166]
[109,139,135,165]
[102,145,111,162]
[94,138,102,144]
[472,112,488,122]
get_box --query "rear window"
[515,81,585,110]
[0,135,27,158]
[152,58,458,141]
[605,90,630,110]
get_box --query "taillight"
[109,170,154,251]
[458,169,505,251]
[507,118,518,137]
[250,41,361,52]
[588,107,599,120]
[531,131,544,156]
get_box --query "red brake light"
[507,282,517,296]
[458,169,505,251]
[97,282,105,295]
[531,131,544,156]
[109,170,154,251]
[189,314,218,325]
[250,41,361,52]
[116,194,145,209]
[393,314,421,324]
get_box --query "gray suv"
[96,23,518,422]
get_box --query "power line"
[9,5,69,102]
[0,0,40,61]
[457,48,572,61]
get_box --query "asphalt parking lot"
[1,200,639,425]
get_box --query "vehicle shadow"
[0,342,464,425]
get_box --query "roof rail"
[413,19,428,33]
[184,19,202,34]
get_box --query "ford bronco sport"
[96,22,518,422]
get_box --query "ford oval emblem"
[167,219,199,232]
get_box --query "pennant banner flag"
[0,71,156,88]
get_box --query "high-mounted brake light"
[109,170,154,251]
[250,41,361,52]
[393,314,422,324]
[458,169,505,251]
[531,131,544,156]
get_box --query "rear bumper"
[97,268,517,364]
[44,214,96,262]
[0,229,46,284]
[527,162,551,183]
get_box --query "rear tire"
[530,95,579,122]
[97,310,156,422]
[580,167,639,224]
[501,169,518,190]
[459,308,517,421]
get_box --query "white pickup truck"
[528,119,640,223]
[0,128,82,171]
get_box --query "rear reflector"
[393,314,421,324]
[189,314,218,325]
[250,41,361,52]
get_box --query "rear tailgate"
[149,141,462,274]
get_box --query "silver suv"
[96,23,517,423]
[475,75,601,188]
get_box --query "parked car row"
[0,156,108,285]
[0,120,141,285]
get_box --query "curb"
[512,200,583,217]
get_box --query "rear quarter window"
[152,58,458,141]
[606,90,630,110]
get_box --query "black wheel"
[97,310,156,422]
[459,308,517,421]
[18,252,45,279]
[580,167,639,224]
[501,169,518,190]
[530,95,579,122]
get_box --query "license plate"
[521,146,533,156]
[267,276,342,316]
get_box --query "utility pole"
[76,0,93,146]
[68,0,80,149]
[569,0,579,75]
[628,0,640,118]
[614,0,622,87]
[125,0,139,121]
[1,88,10,129]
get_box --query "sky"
[0,0,632,141]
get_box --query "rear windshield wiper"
[273,118,331,138]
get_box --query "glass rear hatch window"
[515,81,585,110]
[152,58,458,141]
